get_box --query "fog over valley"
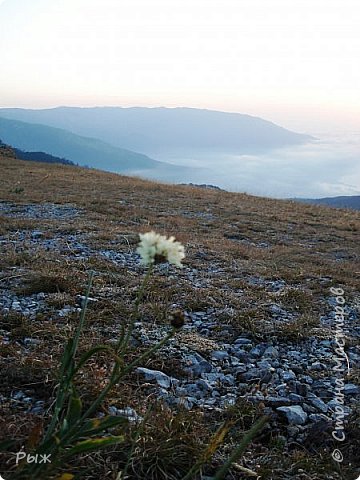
[123,132,360,199]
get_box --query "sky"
[0,0,359,134]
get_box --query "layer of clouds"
[131,133,360,198]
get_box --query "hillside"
[297,195,360,211]
[0,106,313,155]
[0,139,76,166]
[0,153,359,480]
[0,116,173,172]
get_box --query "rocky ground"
[1,156,360,479]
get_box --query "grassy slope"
[0,154,359,479]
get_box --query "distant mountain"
[296,195,360,211]
[0,116,168,172]
[0,139,75,165]
[0,107,313,155]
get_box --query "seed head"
[137,231,185,267]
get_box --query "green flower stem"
[72,270,95,357]
[117,265,153,354]
[120,328,175,378]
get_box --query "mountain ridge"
[295,195,360,211]
[0,116,172,172]
[0,106,314,155]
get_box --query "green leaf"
[213,415,269,480]
[60,418,69,436]
[59,338,75,378]
[66,386,82,425]
[64,436,125,457]
[181,419,234,480]
[79,415,129,437]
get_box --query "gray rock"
[175,386,189,396]
[77,295,98,306]
[23,338,42,346]
[108,406,142,422]
[58,307,75,317]
[344,383,360,395]
[12,391,26,400]
[201,372,229,386]
[136,367,177,389]
[248,394,265,402]
[269,304,284,315]
[29,406,44,414]
[265,396,293,407]
[311,380,333,397]
[178,396,197,409]
[257,360,273,369]
[310,362,327,371]
[234,364,247,374]
[302,403,316,413]
[233,349,251,362]
[223,374,235,386]
[289,393,304,402]
[234,337,252,345]
[283,370,297,381]
[303,376,314,384]
[229,356,241,365]
[309,413,332,423]
[197,379,213,391]
[211,350,229,361]
[277,405,308,425]
[307,394,328,413]
[327,400,352,415]
[249,345,265,358]
[288,350,303,360]
[182,383,204,399]
[117,407,142,422]
[263,346,279,358]
[238,367,262,382]
[185,353,213,376]
[221,394,237,407]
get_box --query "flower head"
[137,231,185,267]
[169,309,186,329]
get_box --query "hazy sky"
[0,0,359,133]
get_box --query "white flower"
[136,231,185,267]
